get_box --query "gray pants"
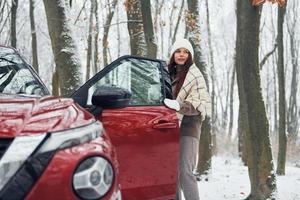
[176,136,200,200]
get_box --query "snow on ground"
[196,156,300,200]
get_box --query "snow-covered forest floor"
[195,155,300,200]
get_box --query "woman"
[164,38,211,200]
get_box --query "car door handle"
[153,120,177,129]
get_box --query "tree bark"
[171,0,184,44]
[236,2,249,163]
[228,66,236,139]
[153,0,163,56]
[10,0,18,47]
[236,1,276,199]
[125,0,146,56]
[205,0,218,154]
[276,0,287,176]
[103,0,117,65]
[286,0,299,147]
[29,0,38,73]
[93,0,99,74]
[186,0,212,176]
[43,0,83,96]
[116,2,121,57]
[52,69,60,96]
[140,0,157,59]
[237,101,249,165]
[86,0,94,81]
[0,1,9,36]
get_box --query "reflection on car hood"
[0,94,95,137]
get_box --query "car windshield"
[0,47,48,96]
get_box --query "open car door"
[72,56,179,200]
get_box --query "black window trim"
[71,55,171,108]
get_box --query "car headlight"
[38,121,102,153]
[0,134,46,191]
[0,121,103,192]
[73,156,114,200]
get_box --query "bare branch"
[73,0,88,25]
[172,0,184,44]
[260,43,277,70]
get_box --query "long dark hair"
[168,52,193,98]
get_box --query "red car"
[0,46,179,200]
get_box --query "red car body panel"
[0,94,94,137]
[100,105,179,200]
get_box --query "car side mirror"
[92,85,131,108]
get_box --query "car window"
[87,58,164,106]
[0,47,47,96]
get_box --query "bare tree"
[171,0,184,45]
[43,0,83,96]
[29,0,39,73]
[125,0,146,56]
[227,66,236,139]
[286,0,299,147]
[0,1,9,39]
[93,0,99,74]
[276,0,288,176]
[236,3,249,163]
[140,0,157,59]
[86,0,94,81]
[153,0,163,56]
[103,0,118,65]
[236,1,277,199]
[10,0,18,47]
[205,0,219,154]
[186,0,212,176]
[0,1,6,25]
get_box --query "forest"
[0,0,299,199]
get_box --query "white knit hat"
[170,38,194,59]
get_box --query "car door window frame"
[71,55,172,108]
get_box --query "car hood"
[0,94,95,137]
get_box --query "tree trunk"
[237,102,249,165]
[236,1,276,199]
[52,69,60,96]
[103,0,117,66]
[116,2,121,57]
[205,0,218,154]
[286,0,299,147]
[171,0,184,44]
[0,1,8,34]
[197,117,212,178]
[236,3,249,163]
[125,0,146,56]
[86,0,94,81]
[153,0,163,56]
[272,54,278,139]
[29,0,39,73]
[276,0,287,176]
[93,0,99,74]
[10,0,18,47]
[228,66,236,139]
[186,0,212,176]
[140,0,157,59]
[269,11,278,139]
[43,0,83,96]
